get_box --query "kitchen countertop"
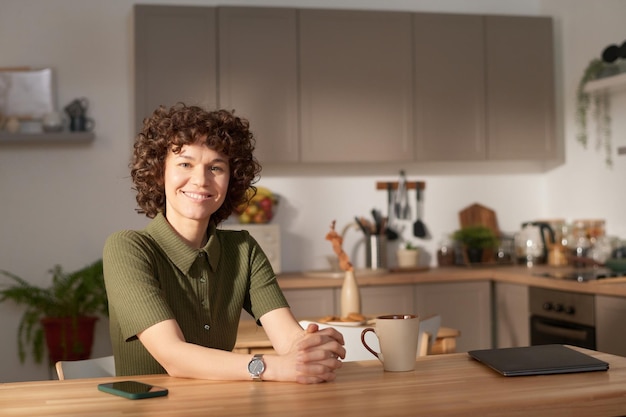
[277,266,626,297]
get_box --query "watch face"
[248,358,265,375]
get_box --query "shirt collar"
[146,213,221,274]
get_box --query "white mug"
[361,314,419,372]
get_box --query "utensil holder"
[366,235,387,270]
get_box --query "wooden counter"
[2,347,625,416]
[277,266,626,297]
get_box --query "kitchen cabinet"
[414,14,555,162]
[134,5,217,131]
[485,15,556,160]
[413,13,486,161]
[134,6,556,165]
[494,282,529,348]
[414,281,492,352]
[596,295,626,356]
[298,9,414,163]
[218,7,299,164]
[280,288,336,321]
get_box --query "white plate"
[324,320,367,327]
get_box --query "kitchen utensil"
[371,209,383,235]
[413,187,427,238]
[385,183,399,241]
[394,170,410,220]
[366,235,387,270]
[354,217,371,236]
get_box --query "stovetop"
[534,268,626,282]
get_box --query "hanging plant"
[575,58,615,166]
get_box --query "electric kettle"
[515,222,556,266]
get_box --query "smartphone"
[97,380,168,400]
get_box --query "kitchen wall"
[0,0,624,382]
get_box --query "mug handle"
[361,327,379,358]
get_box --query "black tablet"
[468,344,609,376]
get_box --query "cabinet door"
[414,281,492,352]
[282,288,336,320]
[218,8,299,163]
[596,295,626,356]
[334,285,415,317]
[485,16,556,160]
[495,283,529,348]
[134,5,217,131]
[299,9,413,162]
[413,13,486,161]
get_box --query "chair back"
[55,355,115,380]
[417,314,442,357]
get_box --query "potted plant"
[576,57,623,167]
[396,242,420,268]
[452,226,499,264]
[0,259,107,365]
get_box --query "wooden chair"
[417,314,442,357]
[55,355,115,380]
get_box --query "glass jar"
[437,234,456,266]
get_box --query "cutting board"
[458,203,500,237]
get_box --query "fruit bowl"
[236,186,279,224]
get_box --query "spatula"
[413,187,428,238]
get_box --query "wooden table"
[3,347,625,417]
[234,320,460,355]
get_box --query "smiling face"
[164,140,230,237]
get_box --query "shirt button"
[202,299,208,307]
[204,324,210,331]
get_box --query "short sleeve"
[103,230,175,341]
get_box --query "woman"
[103,103,345,383]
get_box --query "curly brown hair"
[131,103,261,225]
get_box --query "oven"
[529,286,596,350]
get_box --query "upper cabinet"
[413,13,486,161]
[134,6,557,165]
[218,8,299,164]
[485,16,556,160]
[134,5,217,131]
[414,14,556,162]
[299,9,414,163]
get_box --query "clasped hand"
[294,323,346,384]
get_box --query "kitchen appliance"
[515,222,555,266]
[529,287,596,350]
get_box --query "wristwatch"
[247,354,265,381]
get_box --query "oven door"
[530,316,596,350]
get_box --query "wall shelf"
[0,131,95,145]
[583,72,626,93]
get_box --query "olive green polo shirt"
[103,213,289,376]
